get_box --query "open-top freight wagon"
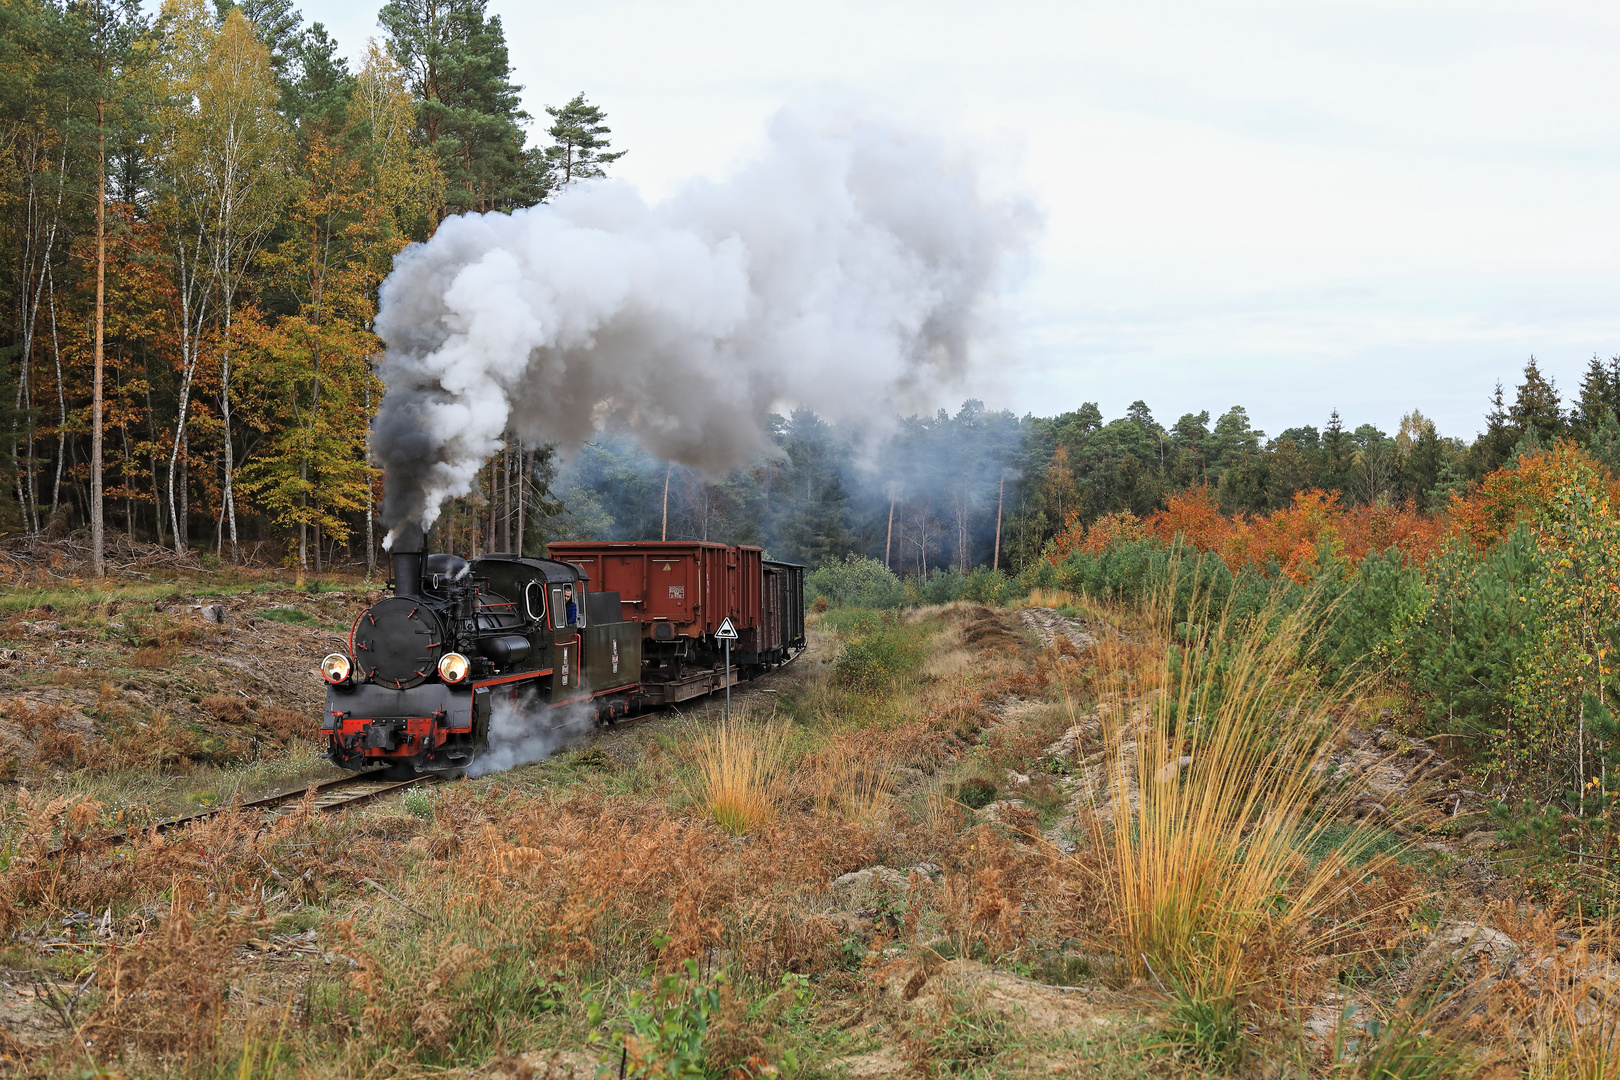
[547,541,806,704]
[318,540,806,775]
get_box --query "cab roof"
[472,554,588,585]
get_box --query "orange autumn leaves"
[1052,487,1444,582]
[1448,442,1620,547]
[1050,442,1620,581]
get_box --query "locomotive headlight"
[320,653,352,685]
[438,652,471,684]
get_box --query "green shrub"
[1163,983,1246,1071]
[1331,1000,1478,1079]
[587,958,720,1078]
[833,631,912,690]
[1398,527,1541,743]
[955,777,997,809]
[806,555,904,608]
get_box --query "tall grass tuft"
[1085,574,1384,1011]
[1526,926,1620,1080]
[693,715,791,835]
[804,743,893,827]
[1020,586,1081,609]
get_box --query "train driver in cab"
[563,584,578,626]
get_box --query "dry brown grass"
[1018,587,1081,609]
[4,692,213,776]
[1080,587,1389,1009]
[11,697,97,771]
[800,740,894,827]
[82,883,245,1061]
[318,783,877,1044]
[261,704,317,743]
[1478,912,1620,1080]
[128,644,179,668]
[200,692,250,722]
[691,715,792,836]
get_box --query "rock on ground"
[1018,608,1095,652]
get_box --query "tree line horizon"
[532,352,1618,577]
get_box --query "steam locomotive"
[319,541,805,777]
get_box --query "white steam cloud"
[466,687,595,777]
[372,111,1036,544]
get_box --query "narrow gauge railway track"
[56,772,448,855]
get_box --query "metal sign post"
[716,616,739,721]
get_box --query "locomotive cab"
[468,554,641,706]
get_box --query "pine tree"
[379,0,544,219]
[1475,382,1516,477]
[282,23,351,139]
[1511,356,1565,445]
[1573,355,1618,436]
[1426,453,1469,515]
[1585,414,1620,475]
[1208,406,1262,475]
[541,93,625,189]
[1168,411,1211,489]
[1396,410,1441,503]
[1509,424,1543,462]
[1321,409,1350,494]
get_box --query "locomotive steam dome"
[353,596,447,689]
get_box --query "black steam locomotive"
[319,546,643,778]
[319,541,805,777]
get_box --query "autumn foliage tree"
[152,0,293,555]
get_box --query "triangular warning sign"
[715,616,739,640]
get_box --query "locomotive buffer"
[715,616,739,720]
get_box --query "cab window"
[550,583,587,629]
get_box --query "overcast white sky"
[298,0,1620,440]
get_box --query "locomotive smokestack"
[391,524,424,598]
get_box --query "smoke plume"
[372,111,1035,544]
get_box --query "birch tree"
[237,46,428,572]
[153,0,289,555]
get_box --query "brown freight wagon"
[547,541,805,704]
